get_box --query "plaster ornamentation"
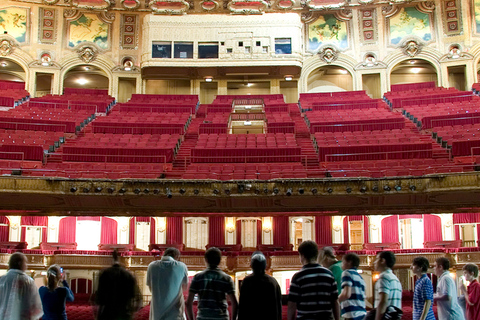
[63,9,78,18]
[121,0,141,10]
[200,0,218,11]
[39,8,57,44]
[358,0,374,4]
[275,0,294,10]
[101,11,116,22]
[72,0,111,10]
[43,0,60,5]
[318,46,338,64]
[150,0,190,14]
[305,0,346,11]
[77,46,97,63]
[0,39,14,57]
[402,40,423,57]
[227,0,270,15]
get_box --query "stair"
[289,103,320,170]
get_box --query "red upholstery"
[0,241,28,249]
[149,243,185,251]
[206,244,242,251]
[40,242,77,250]
[97,243,135,251]
[363,242,401,250]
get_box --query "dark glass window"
[275,38,292,54]
[198,42,219,59]
[152,42,172,58]
[174,42,193,58]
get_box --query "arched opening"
[0,58,26,82]
[63,64,109,91]
[307,66,353,93]
[390,59,438,87]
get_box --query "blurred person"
[147,247,188,320]
[186,247,237,320]
[288,240,339,320]
[460,263,480,320]
[433,257,464,320]
[39,264,74,320]
[338,253,366,320]
[238,251,282,320]
[319,246,343,293]
[410,257,435,320]
[0,252,43,319]
[95,250,142,320]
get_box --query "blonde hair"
[47,265,61,291]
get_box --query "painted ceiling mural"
[0,7,28,43]
[475,0,480,33]
[68,13,108,49]
[389,7,431,45]
[308,14,348,52]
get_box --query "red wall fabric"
[150,218,156,244]
[59,217,76,243]
[424,215,442,242]
[453,213,480,224]
[167,217,183,245]
[77,217,100,221]
[100,217,117,244]
[315,216,332,245]
[364,216,369,244]
[0,216,9,242]
[455,225,460,240]
[273,216,289,247]
[257,220,262,247]
[236,220,242,245]
[129,218,136,244]
[209,216,225,246]
[381,215,399,243]
[21,216,48,226]
[343,217,349,244]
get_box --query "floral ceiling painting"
[68,13,108,49]
[474,0,480,33]
[308,14,348,52]
[389,7,431,45]
[0,7,28,43]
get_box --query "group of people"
[0,241,479,320]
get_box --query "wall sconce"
[371,224,378,231]
[205,77,213,82]
[263,218,272,233]
[284,75,293,81]
[123,58,134,71]
[226,221,235,233]
[41,53,52,66]
[158,218,166,233]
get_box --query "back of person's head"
[251,252,267,274]
[343,253,360,268]
[463,263,479,278]
[436,257,450,271]
[298,240,319,262]
[379,251,396,269]
[47,265,61,291]
[9,252,26,271]
[112,249,120,265]
[412,256,430,273]
[321,246,336,259]
[164,247,181,260]
[205,247,222,268]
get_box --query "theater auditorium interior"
[1,0,480,318]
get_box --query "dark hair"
[436,257,450,271]
[412,256,430,273]
[205,247,222,268]
[251,252,267,274]
[47,265,61,291]
[343,253,360,268]
[164,247,180,259]
[9,252,26,270]
[298,240,319,261]
[379,251,396,269]
[112,249,119,264]
[463,263,479,278]
[321,246,336,259]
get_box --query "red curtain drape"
[59,217,76,243]
[364,216,369,244]
[77,217,100,221]
[453,213,480,224]
[100,217,117,244]
[381,215,399,243]
[20,216,48,243]
[209,216,225,246]
[257,220,262,247]
[424,214,442,242]
[150,218,156,244]
[0,216,8,242]
[129,218,136,244]
[315,216,332,245]
[236,219,242,245]
[273,216,289,247]
[167,217,183,245]
[129,217,155,244]
[455,225,460,240]
[343,217,349,244]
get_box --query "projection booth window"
[152,41,172,58]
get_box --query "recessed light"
[284,76,293,81]
[77,79,88,85]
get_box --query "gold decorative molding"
[149,0,190,14]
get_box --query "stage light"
[134,188,141,194]
[409,185,416,191]
[327,187,333,193]
[383,185,391,191]
[107,187,115,193]
[237,184,245,194]
[346,187,352,193]
[224,189,231,195]
[360,186,367,193]
[179,188,186,194]
[94,187,102,193]
[263,188,269,194]
[213,189,219,195]
[298,188,304,195]
[166,188,172,198]
[144,188,150,194]
[286,188,292,196]
[394,185,402,191]
[311,188,317,194]
[273,188,279,194]
[372,185,379,192]
[254,189,261,194]
[70,187,77,193]
[83,187,90,193]
[193,189,199,195]
[119,188,127,193]
[153,189,161,195]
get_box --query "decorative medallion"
[305,0,346,10]
[442,0,461,36]
[318,46,338,64]
[0,39,14,56]
[200,0,218,11]
[120,14,138,49]
[149,0,190,14]
[402,39,422,57]
[39,8,56,44]
[63,9,78,18]
[227,0,269,14]
[275,0,293,10]
[121,0,140,9]
[359,8,377,43]
[43,0,60,4]
[72,0,111,10]
[77,45,97,63]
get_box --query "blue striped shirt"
[341,268,366,320]
[413,274,435,320]
[374,269,402,309]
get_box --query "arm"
[228,293,238,320]
[338,285,351,302]
[186,291,195,320]
[374,292,389,320]
[434,293,451,302]
[419,300,432,320]
[287,301,297,320]
[332,299,340,320]
[62,280,75,302]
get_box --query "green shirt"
[329,260,343,293]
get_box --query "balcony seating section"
[299,91,376,112]
[182,162,308,180]
[305,107,406,133]
[473,83,480,95]
[203,103,233,114]
[92,111,192,135]
[0,129,65,161]
[313,129,433,162]
[265,113,295,133]
[431,123,480,156]
[384,86,472,109]
[60,133,181,163]
[0,80,29,107]
[199,113,230,134]
[390,81,436,92]
[119,94,199,114]
[191,133,301,163]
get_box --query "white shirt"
[147,256,188,320]
[0,269,43,320]
[435,271,465,320]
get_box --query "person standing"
[373,251,402,320]
[460,263,480,320]
[186,247,237,320]
[238,251,282,320]
[95,250,142,320]
[288,240,340,320]
[338,253,366,320]
[410,257,435,320]
[433,257,464,320]
[320,246,343,294]
[0,252,43,320]
[147,247,188,320]
[39,264,74,320]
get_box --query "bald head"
[9,252,27,271]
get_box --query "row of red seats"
[390,81,436,92]
[129,93,199,103]
[385,87,469,108]
[30,94,115,113]
[63,88,109,96]
[115,103,197,114]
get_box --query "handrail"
[310,119,405,132]
[398,93,474,108]
[324,147,433,162]
[27,101,99,114]
[92,124,185,135]
[0,151,25,161]
[61,153,168,164]
[0,120,67,132]
[430,114,480,128]
[189,153,306,164]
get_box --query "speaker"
[11,169,22,175]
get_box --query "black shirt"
[238,272,282,320]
